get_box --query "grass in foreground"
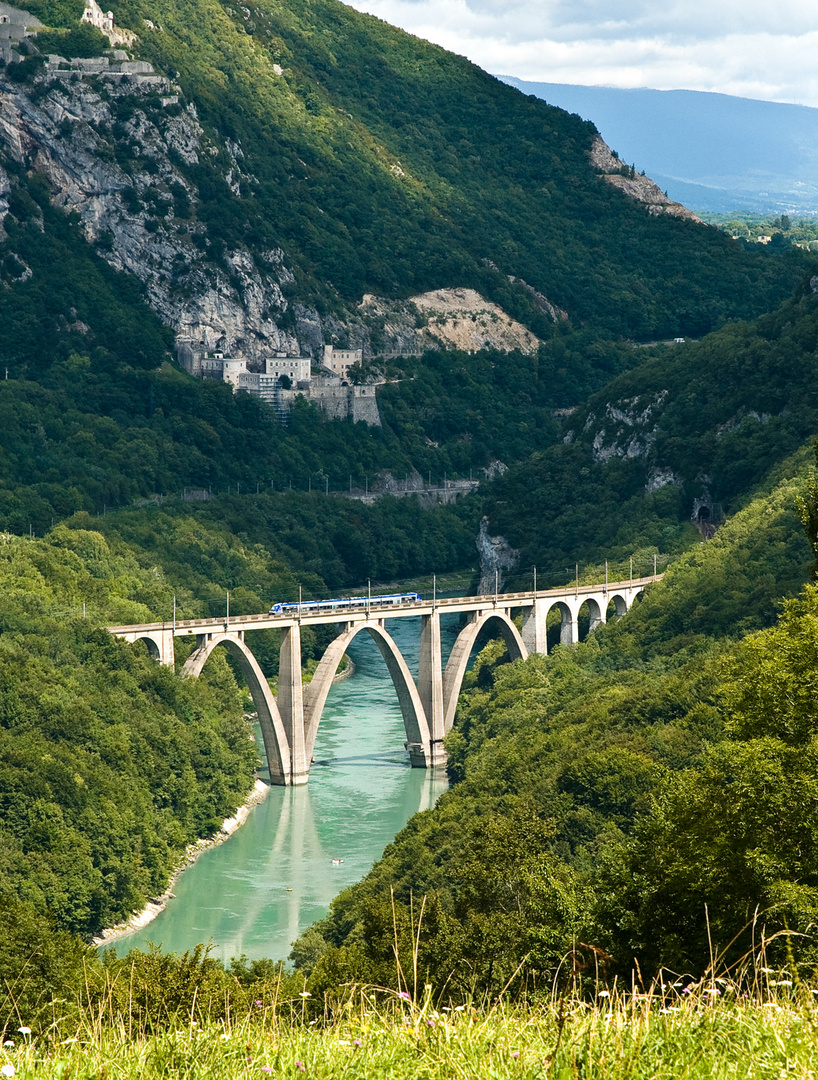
[3,978,818,1079]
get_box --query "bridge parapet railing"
[106,575,663,637]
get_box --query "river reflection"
[110,611,457,963]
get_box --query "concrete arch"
[442,611,528,734]
[303,621,431,764]
[607,593,628,618]
[183,632,291,785]
[544,600,576,649]
[134,634,162,661]
[577,596,605,639]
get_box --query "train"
[269,592,422,615]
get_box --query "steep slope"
[296,453,816,993]
[1,0,809,361]
[500,78,818,214]
[482,273,818,582]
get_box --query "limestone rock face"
[0,164,10,233]
[476,516,519,595]
[0,69,300,361]
[0,65,552,362]
[586,392,668,463]
[590,136,702,223]
[356,287,542,355]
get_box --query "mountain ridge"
[0,0,809,366]
[499,77,818,213]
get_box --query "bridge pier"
[418,612,447,769]
[278,624,309,785]
[521,599,547,653]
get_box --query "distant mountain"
[499,78,818,214]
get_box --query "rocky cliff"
[0,64,302,362]
[590,137,702,223]
[0,62,560,363]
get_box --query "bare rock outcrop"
[476,516,519,595]
[0,62,552,362]
[590,136,702,223]
[0,68,300,361]
[356,287,541,355]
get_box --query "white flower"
[1,1064,16,1077]
[16,1029,30,1037]
[299,991,311,998]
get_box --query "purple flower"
[353,1040,362,1048]
[255,1000,263,1007]
[512,1052,520,1060]
[295,1062,306,1073]
[261,1069,273,1075]
[399,991,411,1000]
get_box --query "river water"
[111,611,460,963]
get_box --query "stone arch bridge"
[108,576,659,786]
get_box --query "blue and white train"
[269,592,422,615]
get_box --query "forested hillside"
[0,525,258,937]
[2,0,810,363]
[483,276,818,584]
[294,452,818,991]
[3,0,818,1023]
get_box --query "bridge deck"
[108,575,661,636]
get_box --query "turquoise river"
[110,609,462,963]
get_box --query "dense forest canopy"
[3,0,818,1026]
[293,455,818,993]
[482,278,818,584]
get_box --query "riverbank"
[93,778,270,949]
[95,659,357,950]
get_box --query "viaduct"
[108,576,659,786]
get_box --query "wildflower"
[299,991,311,998]
[261,1068,273,1075]
[399,991,411,1000]
[353,1040,362,1048]
[338,1041,351,1047]
[512,1051,520,1060]
[220,1034,231,1041]
[682,986,692,995]
[255,1000,263,1007]
[597,990,610,998]
[1,1065,15,1078]
[295,1062,306,1073]
[16,1030,30,1038]
[2,1042,12,1048]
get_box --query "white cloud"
[343,0,818,106]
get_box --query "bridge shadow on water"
[312,752,412,768]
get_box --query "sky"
[343,0,818,107]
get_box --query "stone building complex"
[0,2,40,63]
[176,341,381,426]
